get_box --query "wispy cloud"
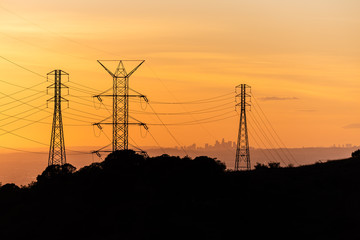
[343,123,360,129]
[259,96,299,101]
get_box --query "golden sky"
[0,0,359,154]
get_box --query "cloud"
[259,96,299,101]
[343,123,360,129]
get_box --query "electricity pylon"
[235,84,251,170]
[47,70,69,166]
[93,60,147,153]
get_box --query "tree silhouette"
[36,163,77,187]
[254,162,268,169]
[3,150,359,239]
[268,162,281,168]
[352,149,360,158]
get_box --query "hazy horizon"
[1,144,358,185]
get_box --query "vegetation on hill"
[0,150,360,239]
[352,149,360,158]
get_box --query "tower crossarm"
[97,60,116,78]
[125,60,145,78]
[94,60,146,152]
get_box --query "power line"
[250,104,293,165]
[144,62,236,156]
[147,103,188,155]
[252,95,299,165]
[247,130,272,165]
[0,55,46,79]
[248,113,288,166]
[0,79,46,99]
[0,116,50,146]
[68,81,102,94]
[0,4,114,56]
[67,83,100,95]
[62,110,103,122]
[248,119,279,163]
[65,106,106,119]
[146,129,167,155]
[151,94,233,105]
[130,101,234,116]
[0,145,47,154]
[66,148,93,155]
[0,93,49,114]
[0,110,92,127]
[0,108,50,128]
[146,111,236,126]
[0,103,46,122]
[0,91,46,108]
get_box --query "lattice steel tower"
[95,60,145,152]
[47,70,69,166]
[235,84,251,170]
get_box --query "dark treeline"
[1,150,360,239]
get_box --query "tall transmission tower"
[94,60,147,153]
[235,84,251,170]
[47,70,69,166]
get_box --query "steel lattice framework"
[95,60,145,152]
[47,70,69,166]
[235,84,251,170]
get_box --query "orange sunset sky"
[0,0,360,156]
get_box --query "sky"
[0,0,360,158]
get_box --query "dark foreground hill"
[1,150,360,240]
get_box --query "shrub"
[352,149,360,158]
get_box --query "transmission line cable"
[67,83,99,95]
[66,148,93,155]
[248,130,272,165]
[146,129,167,155]
[251,104,295,165]
[151,94,233,105]
[0,31,93,61]
[69,81,102,93]
[147,103,188,155]
[0,79,46,99]
[0,5,114,56]
[0,103,46,122]
[131,101,234,116]
[0,108,49,128]
[248,113,288,166]
[0,94,47,115]
[144,62,238,156]
[0,116,50,146]
[0,145,47,154]
[0,55,46,79]
[248,121,279,163]
[0,111,89,127]
[62,111,103,122]
[65,107,106,119]
[252,95,299,165]
[0,91,46,108]
[128,136,145,154]
[147,111,236,126]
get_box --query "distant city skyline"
[0,141,358,185]
[143,138,359,151]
